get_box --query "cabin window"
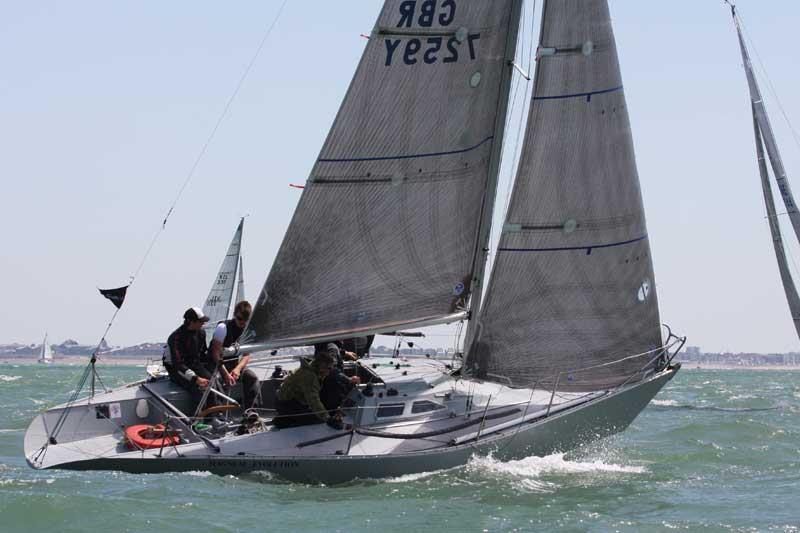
[411,400,446,414]
[376,403,405,418]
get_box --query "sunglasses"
[234,314,248,323]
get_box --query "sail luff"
[461,0,524,353]
[752,107,800,339]
[734,15,800,242]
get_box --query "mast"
[733,9,800,242]
[462,0,524,354]
[752,107,800,339]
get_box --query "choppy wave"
[384,469,448,484]
[0,375,22,382]
[650,402,779,413]
[464,453,646,493]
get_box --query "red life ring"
[124,424,181,450]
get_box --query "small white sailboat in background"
[38,333,53,364]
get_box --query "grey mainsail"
[203,218,243,335]
[734,13,800,241]
[245,0,523,347]
[751,108,800,338]
[466,0,663,390]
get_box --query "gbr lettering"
[384,0,480,66]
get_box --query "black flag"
[99,286,129,309]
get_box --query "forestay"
[203,219,244,336]
[467,0,663,390]
[245,0,522,347]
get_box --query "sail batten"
[466,0,663,390]
[246,1,523,346]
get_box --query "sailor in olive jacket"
[275,347,341,428]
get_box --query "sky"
[2,0,800,354]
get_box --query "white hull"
[25,357,678,484]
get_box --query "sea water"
[1,364,798,532]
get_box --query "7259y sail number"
[384,0,480,66]
[385,34,480,66]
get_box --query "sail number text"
[384,0,481,66]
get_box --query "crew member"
[312,344,360,413]
[164,307,216,412]
[207,300,259,410]
[274,346,343,429]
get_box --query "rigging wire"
[730,4,800,283]
[735,6,800,155]
[42,2,290,448]
[88,0,289,356]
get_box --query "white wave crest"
[466,453,647,492]
[0,375,22,382]
[652,399,680,407]
[384,469,447,484]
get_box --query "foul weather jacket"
[277,358,329,422]
[164,325,211,383]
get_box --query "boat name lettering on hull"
[207,459,299,469]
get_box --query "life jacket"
[218,319,245,369]
[220,319,245,348]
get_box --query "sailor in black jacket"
[164,307,215,412]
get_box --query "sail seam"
[498,234,647,254]
[533,85,623,101]
[317,136,493,163]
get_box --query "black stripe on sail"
[99,286,129,309]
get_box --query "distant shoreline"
[677,361,800,371]
[3,356,800,371]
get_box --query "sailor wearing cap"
[163,307,215,412]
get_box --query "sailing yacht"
[37,334,53,365]
[25,0,682,483]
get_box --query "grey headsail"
[466,0,663,390]
[203,218,244,335]
[734,12,800,242]
[244,0,523,348]
[235,256,245,307]
[751,108,800,338]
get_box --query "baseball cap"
[183,307,210,323]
